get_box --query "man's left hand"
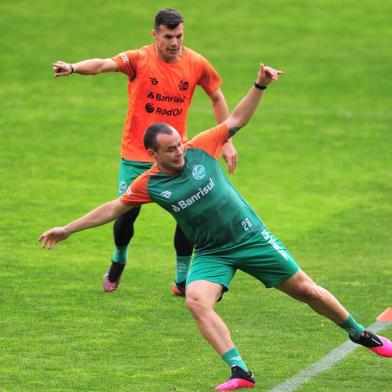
[257,64,283,86]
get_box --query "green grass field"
[1,1,391,391]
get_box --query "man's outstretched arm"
[52,58,118,77]
[209,88,238,174]
[225,64,283,136]
[38,199,134,249]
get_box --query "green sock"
[112,245,128,264]
[339,314,365,339]
[221,348,249,372]
[175,255,191,283]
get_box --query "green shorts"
[117,159,154,196]
[187,228,300,290]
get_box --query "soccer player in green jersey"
[39,64,392,391]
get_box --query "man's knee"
[186,292,205,314]
[186,287,216,318]
[279,270,325,302]
[293,281,324,302]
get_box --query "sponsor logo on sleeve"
[160,190,172,199]
[119,53,129,63]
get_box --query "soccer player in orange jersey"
[52,9,237,294]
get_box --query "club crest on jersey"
[160,190,172,199]
[150,77,158,85]
[192,164,206,180]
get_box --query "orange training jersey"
[113,44,222,162]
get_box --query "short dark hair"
[154,8,184,30]
[144,122,174,151]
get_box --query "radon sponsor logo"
[145,103,154,113]
[261,229,289,260]
[171,177,214,213]
[144,103,183,116]
[156,107,183,116]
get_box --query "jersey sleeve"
[120,172,152,206]
[186,123,229,159]
[113,50,140,79]
[197,56,222,95]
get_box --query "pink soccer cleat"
[102,273,120,292]
[370,336,392,357]
[215,366,255,391]
[350,330,392,357]
[215,378,255,391]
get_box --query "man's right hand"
[53,61,73,77]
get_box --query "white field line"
[269,321,391,392]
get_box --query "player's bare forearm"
[53,58,118,77]
[65,199,131,235]
[210,88,229,123]
[226,64,283,136]
[39,199,133,249]
[210,88,238,173]
[227,87,264,136]
[72,58,118,75]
